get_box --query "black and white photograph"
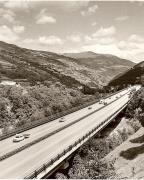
[0,0,144,179]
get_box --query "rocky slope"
[0,41,134,88]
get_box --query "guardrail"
[0,88,127,141]
[0,89,129,162]
[24,101,129,179]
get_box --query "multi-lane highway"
[0,85,141,179]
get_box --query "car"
[116,96,118,99]
[99,99,104,104]
[23,134,30,138]
[103,101,108,105]
[13,134,25,142]
[88,107,92,110]
[59,117,65,122]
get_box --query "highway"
[0,87,129,157]
[0,85,141,178]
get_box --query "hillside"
[105,127,144,179]
[0,42,134,89]
[108,61,144,87]
[64,51,135,83]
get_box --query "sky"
[0,0,144,62]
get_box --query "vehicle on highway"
[103,101,108,105]
[116,96,118,99]
[88,107,92,110]
[23,134,30,138]
[59,117,65,122]
[13,134,25,142]
[99,99,104,104]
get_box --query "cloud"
[118,40,139,51]
[81,41,139,62]
[67,34,81,43]
[81,4,98,16]
[22,38,35,44]
[91,22,97,26]
[128,34,144,43]
[82,43,120,56]
[36,16,56,24]
[84,35,115,45]
[54,1,89,12]
[39,36,63,45]
[13,25,25,33]
[0,8,16,23]
[88,4,98,13]
[81,31,144,63]
[36,9,56,24]
[97,37,115,45]
[92,26,116,37]
[115,16,129,21]
[117,41,127,50]
[0,25,19,43]
[83,26,116,46]
[3,0,29,10]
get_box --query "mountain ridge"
[0,41,135,88]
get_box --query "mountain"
[0,41,134,89]
[108,61,144,87]
[64,51,135,84]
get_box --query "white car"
[13,134,25,142]
[99,99,104,104]
[59,117,65,122]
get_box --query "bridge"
[0,85,141,179]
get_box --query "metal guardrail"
[0,88,126,141]
[24,101,129,179]
[0,89,128,162]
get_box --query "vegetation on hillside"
[0,82,99,134]
[67,137,116,179]
[125,87,144,126]
[109,61,144,87]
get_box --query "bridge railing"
[0,88,127,141]
[24,101,129,179]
